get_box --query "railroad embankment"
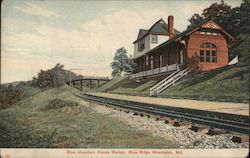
[97,62,249,103]
[0,85,177,148]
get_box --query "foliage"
[36,70,53,88]
[111,47,137,77]
[187,13,204,30]
[187,52,202,72]
[187,0,250,61]
[0,86,178,148]
[0,82,42,109]
[0,85,21,109]
[232,34,250,62]
[33,63,82,88]
[202,0,231,21]
[43,99,79,111]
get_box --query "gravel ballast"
[91,102,249,149]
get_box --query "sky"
[1,0,241,83]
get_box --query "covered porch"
[130,63,179,79]
[131,42,186,79]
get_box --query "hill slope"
[160,62,249,102]
[0,85,177,148]
[98,62,249,103]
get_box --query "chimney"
[168,15,174,38]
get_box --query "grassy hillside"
[109,79,159,96]
[159,62,249,102]
[0,85,178,148]
[98,62,249,103]
[95,75,162,95]
[95,76,129,92]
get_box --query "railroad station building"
[131,16,234,79]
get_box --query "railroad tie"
[155,115,165,121]
[206,128,226,135]
[173,121,191,127]
[231,135,249,143]
[139,113,144,117]
[133,112,139,115]
[189,125,207,132]
[164,119,176,125]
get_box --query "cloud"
[181,2,204,17]
[2,7,194,83]
[1,48,111,83]
[14,2,58,17]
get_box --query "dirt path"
[89,92,249,116]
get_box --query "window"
[211,44,216,48]
[138,39,145,52]
[206,50,210,62]
[200,50,204,62]
[206,43,211,48]
[200,30,218,36]
[200,42,217,63]
[151,35,158,43]
[212,51,217,62]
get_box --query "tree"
[187,0,231,30]
[202,0,231,18]
[36,70,53,88]
[186,0,250,62]
[124,54,137,75]
[187,13,204,30]
[35,63,66,88]
[111,47,136,77]
[50,63,66,87]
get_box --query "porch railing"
[130,63,179,79]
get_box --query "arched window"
[200,42,217,63]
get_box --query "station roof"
[134,18,234,60]
[133,19,180,43]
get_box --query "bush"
[43,99,79,111]
[0,85,22,109]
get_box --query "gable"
[201,20,221,30]
[150,19,168,34]
[137,29,148,39]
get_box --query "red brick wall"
[186,31,228,71]
[134,31,229,73]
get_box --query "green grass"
[159,62,249,102]
[111,79,159,96]
[0,85,178,148]
[98,62,249,103]
[95,76,129,92]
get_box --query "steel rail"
[84,93,249,123]
[76,93,249,134]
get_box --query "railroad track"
[76,93,249,134]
